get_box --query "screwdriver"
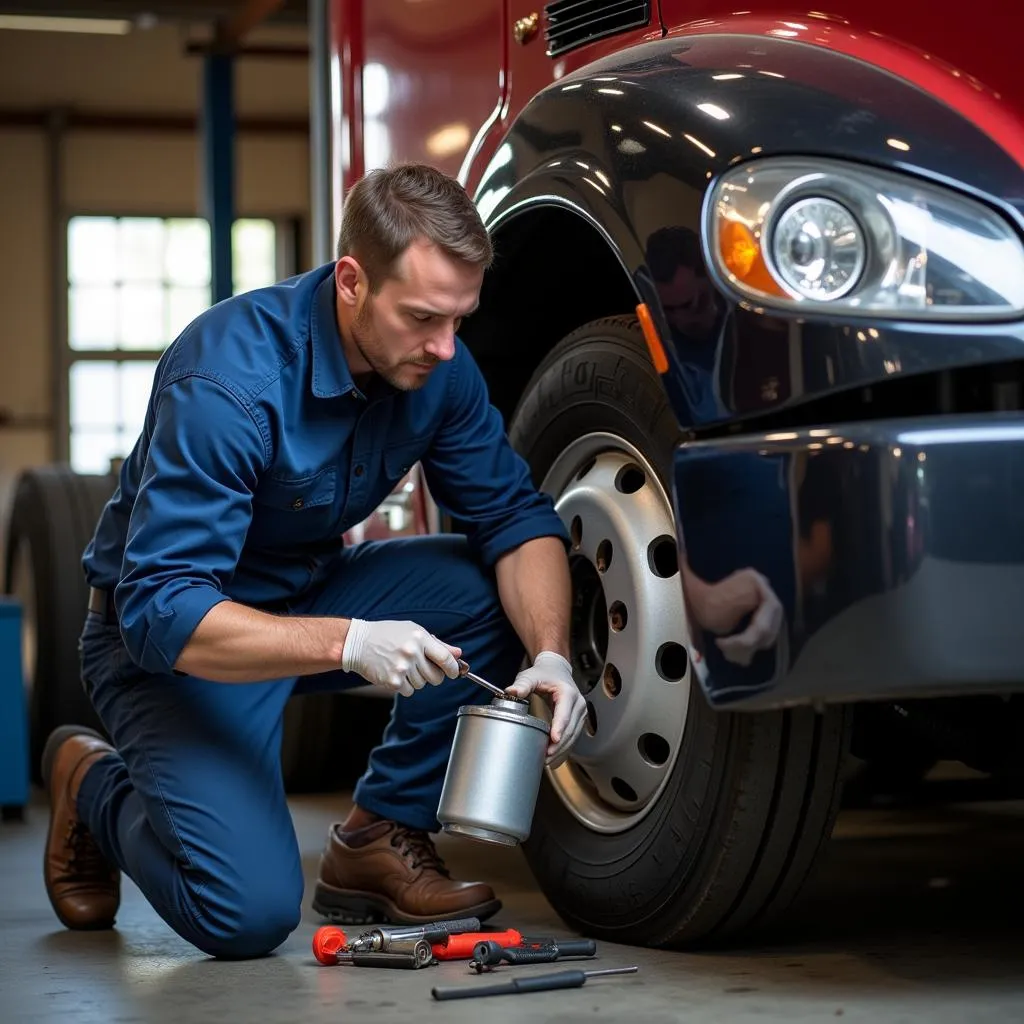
[431,965,639,1000]
[456,659,508,699]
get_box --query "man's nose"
[424,329,456,361]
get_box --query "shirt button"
[354,465,364,477]
[292,497,304,509]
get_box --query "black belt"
[87,587,118,624]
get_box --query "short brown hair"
[336,162,493,292]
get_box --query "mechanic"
[41,162,587,960]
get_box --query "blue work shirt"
[83,262,568,676]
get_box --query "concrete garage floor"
[3,790,1024,1023]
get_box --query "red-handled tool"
[313,925,349,964]
[431,929,525,961]
[312,925,431,968]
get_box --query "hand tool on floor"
[431,965,639,1000]
[330,949,430,969]
[430,928,528,961]
[312,925,433,968]
[346,916,482,953]
[457,659,509,699]
[469,938,597,972]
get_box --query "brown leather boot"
[312,820,501,925]
[41,726,121,930]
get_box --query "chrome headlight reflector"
[770,196,867,300]
[707,158,1024,320]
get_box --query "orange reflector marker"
[636,302,669,374]
[718,219,788,297]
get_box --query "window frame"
[58,208,303,470]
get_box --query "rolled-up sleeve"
[115,372,268,674]
[422,342,569,566]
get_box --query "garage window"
[66,215,281,474]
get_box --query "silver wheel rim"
[539,431,693,834]
[9,539,36,707]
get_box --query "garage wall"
[0,128,53,513]
[0,21,313,575]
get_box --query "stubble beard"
[351,303,431,392]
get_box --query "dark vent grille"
[544,0,651,57]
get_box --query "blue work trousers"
[76,535,525,959]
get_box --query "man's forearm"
[494,536,572,662]
[173,600,350,682]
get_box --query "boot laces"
[390,825,450,876]
[66,820,110,879]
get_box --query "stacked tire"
[2,464,387,791]
[3,465,116,780]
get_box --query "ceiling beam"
[0,106,308,135]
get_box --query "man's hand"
[505,651,587,766]
[689,568,784,667]
[342,619,462,697]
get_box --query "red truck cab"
[321,0,1024,946]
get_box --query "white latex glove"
[342,619,461,697]
[504,651,587,767]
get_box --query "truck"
[6,0,1024,947]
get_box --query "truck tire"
[508,316,850,947]
[3,466,116,779]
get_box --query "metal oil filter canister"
[436,696,549,846]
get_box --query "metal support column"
[309,0,333,267]
[201,53,236,304]
[47,109,69,464]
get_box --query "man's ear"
[335,256,365,309]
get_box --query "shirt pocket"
[383,440,425,485]
[250,465,338,546]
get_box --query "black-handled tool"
[431,965,638,1000]
[470,938,597,971]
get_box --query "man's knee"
[187,867,303,959]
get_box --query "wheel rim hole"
[638,732,671,767]
[570,555,609,684]
[570,515,583,549]
[656,642,689,682]
[614,464,646,495]
[576,458,596,481]
[609,601,628,632]
[585,701,597,736]
[596,539,613,573]
[648,535,679,578]
[602,663,621,698]
[611,777,638,802]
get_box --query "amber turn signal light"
[717,219,787,298]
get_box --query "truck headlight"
[706,157,1024,321]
